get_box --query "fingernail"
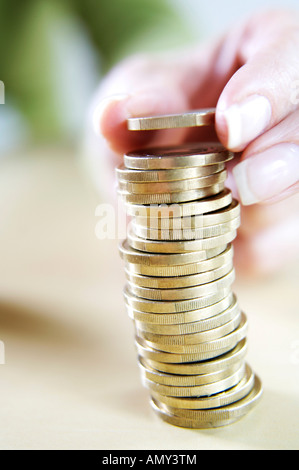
[218,95,271,150]
[233,143,299,205]
[92,93,130,135]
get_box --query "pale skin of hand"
[91,9,299,278]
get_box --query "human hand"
[90,9,299,277]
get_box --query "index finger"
[91,37,231,154]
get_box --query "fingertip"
[92,93,130,136]
[216,95,272,152]
[93,93,156,155]
[93,86,190,155]
[215,106,229,149]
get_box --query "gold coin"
[143,338,247,376]
[138,357,244,387]
[124,244,234,277]
[134,295,240,334]
[116,163,225,183]
[149,362,253,409]
[119,239,225,266]
[138,313,247,353]
[117,171,227,194]
[127,228,237,253]
[136,311,241,346]
[126,293,234,324]
[150,375,262,428]
[127,269,235,301]
[124,188,232,218]
[124,143,232,170]
[132,217,240,241]
[135,335,236,364]
[124,285,230,313]
[127,108,216,131]
[118,183,225,204]
[125,260,233,289]
[134,199,240,229]
[142,363,246,397]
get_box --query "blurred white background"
[173,0,299,39]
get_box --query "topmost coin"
[127,108,215,131]
[124,143,233,170]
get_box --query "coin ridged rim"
[138,356,244,387]
[125,260,233,289]
[136,311,241,346]
[138,313,247,353]
[118,182,225,204]
[143,339,248,376]
[124,189,232,217]
[127,229,237,254]
[150,374,262,428]
[135,335,236,363]
[134,199,240,228]
[126,293,235,324]
[127,269,235,302]
[127,109,216,131]
[133,217,240,241]
[142,363,246,397]
[127,269,235,301]
[119,239,226,266]
[124,285,230,314]
[117,171,227,194]
[133,296,240,334]
[124,143,233,169]
[116,162,225,183]
[124,244,234,277]
[149,363,254,409]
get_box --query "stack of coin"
[116,113,262,428]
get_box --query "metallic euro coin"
[124,188,232,218]
[138,356,244,387]
[134,296,240,335]
[116,162,225,183]
[127,228,237,253]
[150,375,262,428]
[138,313,247,353]
[125,261,233,289]
[132,217,240,241]
[124,285,230,314]
[125,293,235,325]
[142,363,246,398]
[127,269,235,301]
[150,363,254,409]
[124,143,232,170]
[134,199,240,229]
[135,335,236,364]
[117,116,262,428]
[124,244,234,277]
[119,239,225,266]
[127,108,216,131]
[117,170,227,194]
[118,182,225,204]
[143,339,247,376]
[136,311,241,346]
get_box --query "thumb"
[216,9,299,152]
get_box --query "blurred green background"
[1,0,297,156]
[0,0,196,155]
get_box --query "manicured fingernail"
[218,95,271,150]
[92,93,130,135]
[233,143,299,205]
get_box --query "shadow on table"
[195,387,299,449]
[0,300,92,348]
